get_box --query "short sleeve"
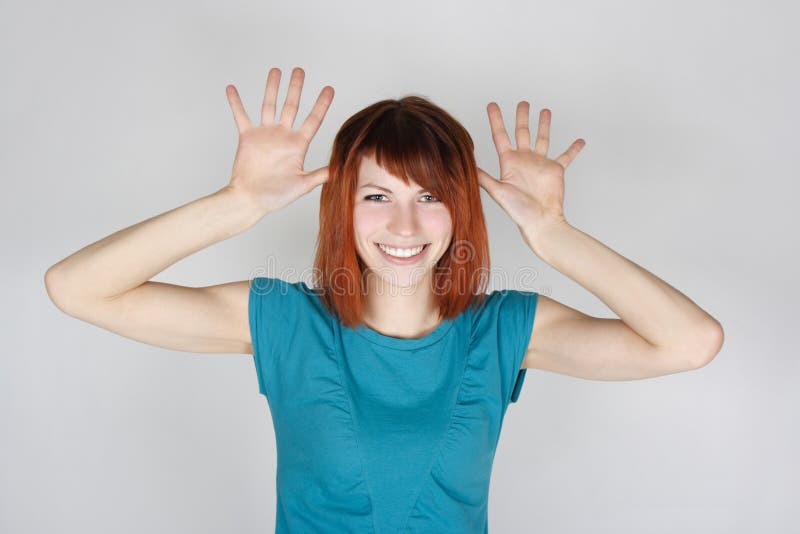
[248,277,331,397]
[470,289,539,408]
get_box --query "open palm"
[478,101,585,233]
[225,67,334,215]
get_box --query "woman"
[44,66,724,532]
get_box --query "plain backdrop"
[2,0,797,532]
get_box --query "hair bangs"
[356,111,454,201]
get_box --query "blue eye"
[363,193,440,202]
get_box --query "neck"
[361,272,442,340]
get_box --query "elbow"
[44,266,66,312]
[44,266,77,316]
[692,319,725,369]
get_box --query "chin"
[362,265,434,293]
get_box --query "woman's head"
[313,95,489,328]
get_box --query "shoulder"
[250,276,323,301]
[468,287,539,341]
[249,276,333,323]
[469,287,539,321]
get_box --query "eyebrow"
[358,183,429,194]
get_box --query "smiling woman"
[44,65,722,533]
[242,94,544,532]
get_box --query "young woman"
[45,66,724,532]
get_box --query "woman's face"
[353,154,453,291]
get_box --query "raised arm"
[478,101,723,380]
[44,67,335,354]
[44,189,261,353]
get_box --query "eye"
[363,193,440,202]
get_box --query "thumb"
[476,167,500,198]
[303,165,330,193]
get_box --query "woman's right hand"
[224,67,335,216]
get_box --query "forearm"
[46,185,266,302]
[522,220,723,352]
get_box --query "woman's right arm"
[44,67,334,354]
[45,187,264,353]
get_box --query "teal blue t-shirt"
[249,276,538,533]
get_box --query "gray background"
[3,0,796,532]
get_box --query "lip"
[374,242,430,265]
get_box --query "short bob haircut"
[311,95,490,329]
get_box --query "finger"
[298,85,335,144]
[279,67,305,128]
[486,103,513,155]
[476,166,500,197]
[555,138,586,169]
[515,101,531,151]
[225,84,252,134]
[260,67,281,125]
[303,165,331,193]
[533,108,551,156]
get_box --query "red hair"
[311,95,490,328]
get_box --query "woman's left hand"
[477,101,585,240]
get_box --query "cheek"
[430,211,453,238]
[352,207,381,239]
[352,208,386,259]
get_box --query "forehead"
[357,153,416,186]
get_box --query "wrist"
[214,185,271,231]
[521,217,573,259]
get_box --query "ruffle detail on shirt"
[253,278,377,533]
[402,324,501,533]
[273,345,377,532]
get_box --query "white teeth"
[378,243,425,258]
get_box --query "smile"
[375,243,429,258]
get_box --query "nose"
[386,203,421,238]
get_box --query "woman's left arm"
[478,101,723,379]
[523,218,723,374]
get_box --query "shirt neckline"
[297,279,461,350]
[352,316,456,350]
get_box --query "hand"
[477,101,585,238]
[224,67,334,215]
